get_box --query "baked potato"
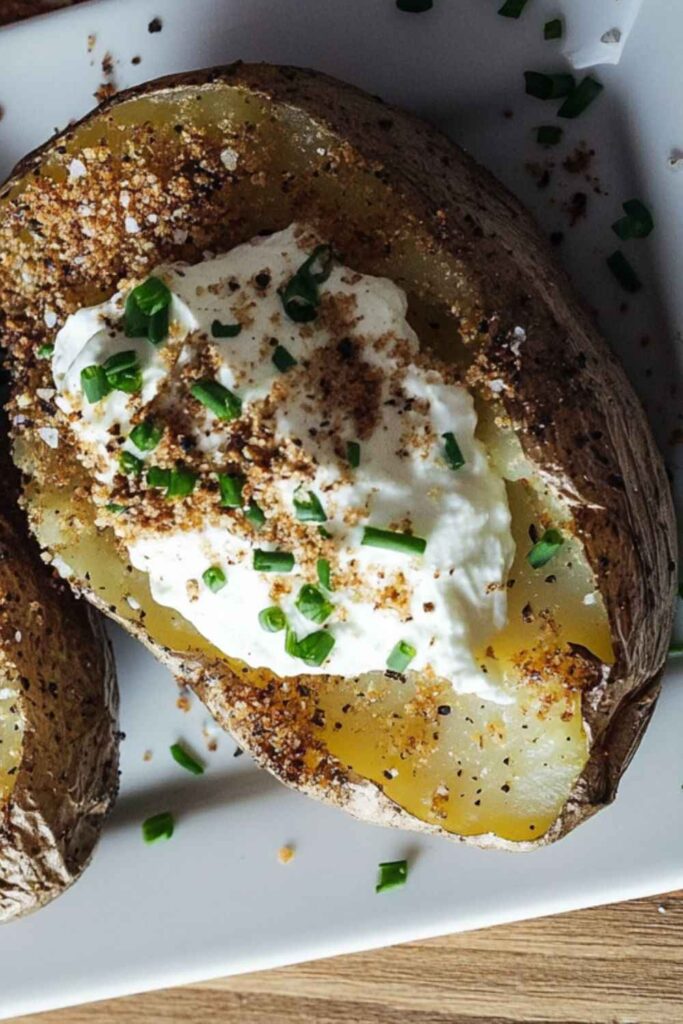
[0,434,118,921]
[0,64,675,849]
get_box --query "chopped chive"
[544,18,562,39]
[293,488,327,523]
[498,0,529,17]
[190,378,242,421]
[166,466,197,499]
[612,198,654,240]
[217,472,245,508]
[296,584,334,625]
[346,441,361,468]
[606,251,642,293]
[37,343,54,359]
[244,501,266,529]
[119,450,144,476]
[170,742,204,776]
[259,606,287,633]
[386,640,417,673]
[146,465,171,490]
[318,525,332,539]
[361,526,427,556]
[202,566,227,593]
[278,244,333,323]
[81,364,111,403]
[124,276,171,346]
[670,643,683,657]
[130,419,163,452]
[557,76,603,118]
[105,502,126,514]
[527,528,564,569]
[272,344,297,373]
[396,0,432,9]
[536,125,563,146]
[211,319,242,338]
[110,366,143,394]
[317,558,333,591]
[142,811,174,844]
[678,582,683,600]
[524,71,575,101]
[103,349,139,375]
[376,860,408,894]
[442,431,465,470]
[253,549,295,573]
[285,625,300,657]
[293,629,336,667]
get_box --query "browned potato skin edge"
[0,451,119,921]
[4,63,677,849]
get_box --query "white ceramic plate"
[0,0,681,1017]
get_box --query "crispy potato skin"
[0,451,118,921]
[1,63,676,847]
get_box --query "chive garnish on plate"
[285,628,335,666]
[527,528,563,569]
[296,584,333,625]
[259,606,287,633]
[442,431,465,470]
[524,71,575,101]
[142,811,174,844]
[544,18,562,39]
[558,76,603,118]
[278,245,333,323]
[211,319,242,338]
[317,558,333,591]
[376,860,408,894]
[81,365,110,403]
[346,441,361,468]
[130,419,163,452]
[105,502,126,515]
[124,276,171,346]
[190,378,242,421]
[253,549,295,573]
[245,501,266,529]
[119,450,143,476]
[165,466,197,499]
[606,251,642,293]
[146,465,172,490]
[272,344,297,373]
[217,472,245,508]
[170,742,204,776]
[361,526,427,556]
[536,125,563,146]
[612,199,654,240]
[37,343,54,359]
[498,0,529,17]
[293,488,327,523]
[386,640,417,673]
[202,566,227,593]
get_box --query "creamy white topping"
[51,225,515,698]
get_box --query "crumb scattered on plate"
[278,845,295,864]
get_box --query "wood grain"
[5,4,682,1023]
[11,891,683,1024]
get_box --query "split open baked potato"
[0,64,675,849]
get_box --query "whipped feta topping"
[51,225,515,698]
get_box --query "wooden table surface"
[6,3,683,1023]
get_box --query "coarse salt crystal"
[488,378,506,394]
[119,191,130,208]
[44,309,57,329]
[126,595,141,611]
[124,216,140,234]
[68,158,87,180]
[38,426,59,449]
[173,228,189,245]
[36,388,56,401]
[220,147,239,171]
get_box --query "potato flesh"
[11,82,612,841]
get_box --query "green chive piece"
[498,0,529,18]
[142,811,174,844]
[669,643,683,657]
[37,343,54,359]
[166,467,197,499]
[527,528,564,569]
[386,640,417,673]
[558,76,603,118]
[170,742,204,776]
[103,350,138,375]
[253,549,295,573]
[318,525,332,540]
[245,501,266,529]
[612,198,654,240]
[293,488,327,523]
[536,125,563,146]
[295,629,335,667]
[396,0,432,9]
[202,566,227,593]
[81,364,111,403]
[442,432,465,470]
[146,465,171,490]
[296,584,334,625]
[544,18,562,39]
[285,625,300,657]
[606,251,642,293]
[108,366,143,394]
[272,344,298,373]
[317,558,333,591]
[130,419,163,452]
[361,526,427,556]
[119,450,144,476]
[259,606,287,633]
[376,860,408,894]
[124,277,171,346]
[190,378,242,421]
[524,71,575,101]
[346,441,361,468]
[211,319,242,338]
[217,472,245,508]
[105,502,126,514]
[678,582,683,600]
[278,245,333,323]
